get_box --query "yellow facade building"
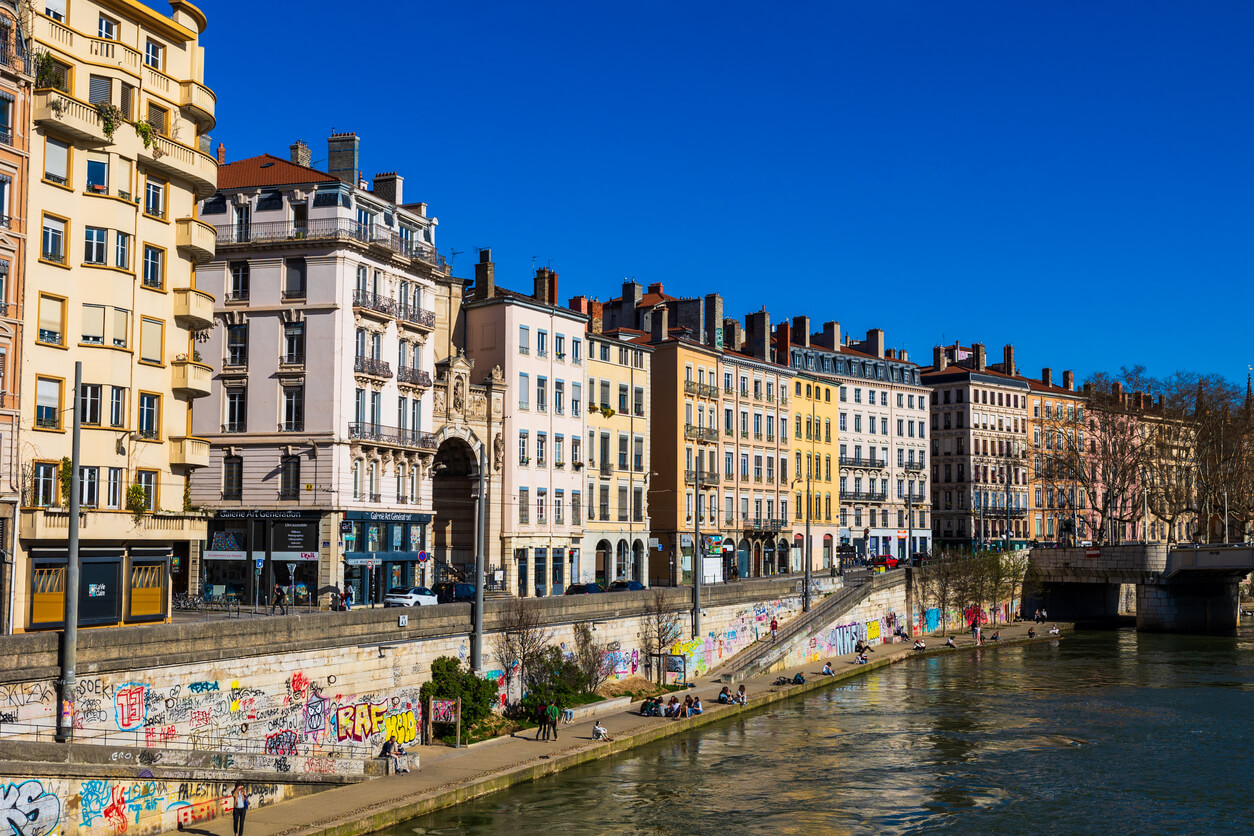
[790,370,841,569]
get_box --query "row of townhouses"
[0,0,1223,632]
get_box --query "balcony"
[599,461,612,476]
[215,218,447,269]
[140,134,218,199]
[352,288,396,319]
[397,304,436,331]
[839,456,885,470]
[903,462,926,472]
[743,518,787,532]
[171,359,212,398]
[684,424,718,443]
[179,79,217,131]
[173,287,214,331]
[170,436,210,468]
[684,470,720,487]
[176,218,216,265]
[20,507,207,542]
[354,356,393,379]
[839,490,889,503]
[700,383,719,399]
[397,367,433,388]
[348,422,437,450]
[684,380,699,395]
[34,91,109,145]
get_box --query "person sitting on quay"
[913,638,926,652]
[691,697,703,715]
[718,686,734,704]
[820,661,834,676]
[666,696,681,717]
[380,735,410,773]
[854,639,875,656]
[1027,627,1037,638]
[1049,624,1061,635]
[944,636,957,648]
[736,685,748,705]
[855,651,869,664]
[989,631,1001,642]
[593,721,613,742]
[639,697,657,716]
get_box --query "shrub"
[419,656,498,732]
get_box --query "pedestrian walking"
[270,584,287,616]
[546,702,561,740]
[345,584,353,611]
[231,783,249,836]
[770,617,779,642]
[535,701,549,740]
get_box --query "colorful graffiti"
[1,779,60,836]
[332,701,387,742]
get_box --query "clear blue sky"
[199,0,1253,383]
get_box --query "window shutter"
[146,103,166,135]
[112,308,128,345]
[120,84,133,119]
[45,140,67,178]
[88,75,111,105]
[44,0,67,18]
[140,318,162,362]
[82,304,105,342]
[38,297,62,334]
[36,378,58,409]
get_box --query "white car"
[383,586,438,607]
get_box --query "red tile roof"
[216,154,338,190]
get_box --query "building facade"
[15,0,215,631]
[789,370,842,571]
[580,328,651,586]
[924,343,1030,551]
[1025,367,1089,545]
[190,135,448,606]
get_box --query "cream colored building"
[580,328,651,586]
[15,0,215,630]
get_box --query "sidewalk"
[169,620,1062,836]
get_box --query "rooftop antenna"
[449,249,464,271]
[531,255,538,274]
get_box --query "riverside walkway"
[166,621,1063,836]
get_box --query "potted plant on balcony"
[126,484,148,523]
[57,457,72,510]
[94,103,124,142]
[600,406,615,418]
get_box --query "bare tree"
[572,621,614,694]
[916,551,963,636]
[493,597,554,702]
[639,590,682,684]
[1003,550,1031,618]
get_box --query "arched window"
[351,461,361,499]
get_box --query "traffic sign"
[255,558,264,569]
[417,550,428,563]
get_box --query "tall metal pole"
[907,490,914,565]
[692,488,701,639]
[56,362,82,743]
[1005,468,1011,552]
[1224,490,1229,545]
[471,446,486,670]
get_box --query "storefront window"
[366,523,382,552]
[409,524,423,552]
[534,548,547,597]
[391,525,404,552]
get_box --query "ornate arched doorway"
[632,540,645,583]
[616,540,630,582]
[595,539,612,586]
[432,437,479,584]
[753,541,762,577]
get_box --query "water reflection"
[396,629,1254,835]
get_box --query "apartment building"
[781,320,931,560]
[923,343,1030,551]
[0,2,31,633]
[717,337,794,579]
[16,0,216,630]
[579,328,651,586]
[1024,367,1089,545]
[191,134,448,607]
[789,370,841,570]
[464,263,586,597]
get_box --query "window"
[572,338,582,364]
[139,317,163,364]
[555,334,565,359]
[144,178,165,218]
[37,294,64,345]
[137,392,160,439]
[44,137,69,186]
[35,377,61,429]
[226,323,247,366]
[32,462,57,506]
[283,322,304,363]
[555,379,565,415]
[536,377,547,412]
[42,215,66,263]
[280,456,300,499]
[81,304,105,345]
[518,431,529,465]
[144,39,165,70]
[136,470,157,511]
[283,258,306,299]
[97,15,117,39]
[282,385,304,431]
[115,232,130,270]
[223,456,243,500]
[518,373,529,409]
[44,0,65,21]
[519,488,530,524]
[81,226,108,265]
[86,155,108,192]
[537,433,547,466]
[572,382,582,417]
[537,330,548,357]
[225,388,247,432]
[106,468,123,509]
[109,386,126,427]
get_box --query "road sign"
[417,550,428,563]
[366,560,374,569]
[255,558,264,569]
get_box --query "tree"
[1002,550,1031,618]
[493,597,554,703]
[419,656,498,732]
[915,550,963,636]
[573,621,614,695]
[640,590,682,683]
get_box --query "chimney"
[533,268,557,306]
[651,304,669,343]
[548,269,558,306]
[622,281,642,308]
[327,132,361,185]
[745,308,771,362]
[216,142,225,165]
[865,329,885,359]
[588,299,603,334]
[289,140,310,167]
[817,321,840,350]
[474,249,495,300]
[1063,370,1074,391]
[703,293,723,349]
[933,346,948,371]
[1112,382,1124,403]
[1003,344,1016,376]
[885,349,896,360]
[1041,368,1053,388]
[900,349,909,362]
[791,316,810,348]
[647,282,664,296]
[1083,382,1093,396]
[372,172,403,206]
[723,318,743,351]
[774,321,791,364]
[973,343,987,371]
[568,296,589,315]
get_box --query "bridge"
[1025,545,1254,633]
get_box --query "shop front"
[204,510,323,609]
[26,546,175,629]
[343,511,430,606]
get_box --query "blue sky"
[199,0,1253,383]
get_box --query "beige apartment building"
[15,0,215,630]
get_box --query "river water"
[392,629,1253,834]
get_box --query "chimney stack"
[290,140,311,167]
[774,321,792,364]
[327,132,361,185]
[933,346,948,371]
[817,321,840,350]
[865,329,885,359]
[1042,367,1053,388]
[745,308,771,362]
[973,343,987,371]
[533,268,558,306]
[1003,344,1016,376]
[651,304,670,343]
[703,293,723,348]
[1063,370,1074,391]
[474,249,495,300]
[216,142,225,165]
[372,172,403,206]
[723,318,743,351]
[791,316,810,347]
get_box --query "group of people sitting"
[638,694,704,718]
[716,686,748,705]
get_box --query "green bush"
[419,656,498,732]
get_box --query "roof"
[921,364,1029,387]
[216,154,338,190]
[784,339,920,368]
[1022,376,1084,398]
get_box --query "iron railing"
[840,490,888,502]
[347,422,437,449]
[839,456,884,469]
[215,217,447,268]
[354,356,392,378]
[397,367,432,387]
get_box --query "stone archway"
[778,538,790,574]
[738,539,750,579]
[632,540,645,583]
[753,541,762,577]
[595,539,612,586]
[615,540,630,583]
[432,435,480,583]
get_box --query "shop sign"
[345,511,433,524]
[204,550,247,561]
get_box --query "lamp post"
[692,482,702,639]
[55,362,83,743]
[470,445,486,671]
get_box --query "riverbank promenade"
[163,621,1062,836]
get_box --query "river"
[390,629,1253,834]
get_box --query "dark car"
[608,580,646,592]
[910,552,930,567]
[564,583,606,595]
[431,582,476,604]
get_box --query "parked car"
[910,552,930,567]
[431,582,476,604]
[871,554,900,570]
[608,580,646,592]
[383,586,438,607]
[564,583,606,595]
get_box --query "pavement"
[164,619,1063,836]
